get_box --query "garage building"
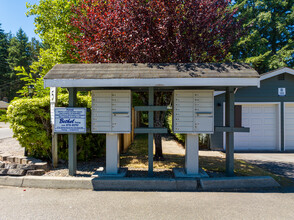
[211,67,294,152]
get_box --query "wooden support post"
[148,87,154,177]
[225,87,235,177]
[52,133,58,168]
[68,88,77,176]
[106,134,120,174]
[185,134,199,175]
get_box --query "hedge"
[7,94,105,161]
[0,109,7,122]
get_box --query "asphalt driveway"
[0,122,13,139]
[235,153,294,180]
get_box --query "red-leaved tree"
[68,0,242,159]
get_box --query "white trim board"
[214,67,294,97]
[222,102,281,151]
[260,67,294,81]
[44,78,260,88]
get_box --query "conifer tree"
[231,0,294,73]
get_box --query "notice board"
[54,107,87,134]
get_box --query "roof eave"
[44,77,260,88]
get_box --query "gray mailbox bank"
[44,63,259,177]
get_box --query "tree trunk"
[153,91,172,160]
[137,91,172,160]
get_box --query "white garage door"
[225,104,279,151]
[285,103,294,150]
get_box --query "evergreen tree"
[231,0,294,73]
[29,37,42,63]
[0,24,9,75]
[0,24,10,100]
[7,28,31,73]
[6,29,32,100]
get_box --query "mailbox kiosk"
[173,90,214,176]
[92,90,131,175]
[44,63,260,177]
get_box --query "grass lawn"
[121,134,294,187]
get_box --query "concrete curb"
[0,176,280,191]
[91,178,198,191]
[0,176,198,191]
[200,176,281,190]
[22,176,93,189]
[0,176,93,190]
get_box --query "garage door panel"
[264,118,276,125]
[231,104,279,151]
[264,107,276,114]
[286,119,294,124]
[251,119,262,125]
[252,106,266,113]
[285,103,294,150]
[242,118,249,126]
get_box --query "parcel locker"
[92,90,131,133]
[173,90,214,134]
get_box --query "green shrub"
[7,94,105,161]
[0,109,8,122]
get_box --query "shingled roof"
[44,63,258,79]
[43,63,260,88]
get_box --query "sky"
[0,0,40,41]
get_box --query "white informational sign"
[50,103,55,125]
[278,88,286,96]
[50,87,57,103]
[54,107,87,133]
[50,87,57,125]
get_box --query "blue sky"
[0,0,40,41]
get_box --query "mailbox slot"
[173,90,214,134]
[92,90,131,133]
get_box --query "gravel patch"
[0,138,24,157]
[44,159,106,177]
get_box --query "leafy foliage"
[19,0,81,99]
[7,94,105,161]
[26,0,80,66]
[0,109,8,122]
[231,0,294,73]
[69,0,241,63]
[68,0,242,158]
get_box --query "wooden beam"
[148,87,154,177]
[134,128,168,134]
[225,87,235,177]
[214,126,250,133]
[134,106,167,111]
